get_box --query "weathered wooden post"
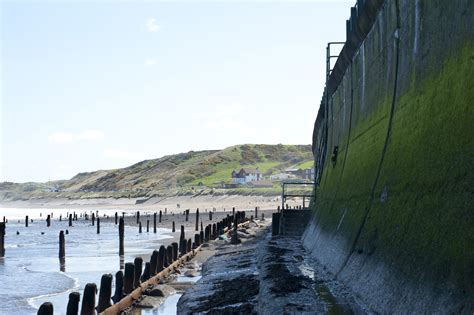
[97,274,113,312]
[194,233,200,248]
[139,221,142,233]
[97,217,100,234]
[231,217,239,244]
[262,213,265,220]
[69,214,73,227]
[200,231,204,244]
[136,211,140,224]
[153,213,157,233]
[212,223,217,239]
[66,291,81,315]
[133,257,143,288]
[209,211,212,221]
[146,220,149,233]
[204,225,209,242]
[201,221,203,231]
[123,262,135,294]
[37,302,53,315]
[149,250,159,276]
[159,210,162,223]
[91,213,95,226]
[195,208,199,231]
[81,283,97,315]
[172,221,175,232]
[112,271,123,304]
[0,222,5,257]
[25,215,29,227]
[46,214,51,227]
[119,218,124,256]
[141,262,151,282]
[115,212,118,225]
[186,238,192,253]
[185,209,189,222]
[157,246,166,272]
[255,207,258,220]
[167,245,173,264]
[179,225,185,255]
[172,242,178,261]
[59,230,65,258]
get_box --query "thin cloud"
[48,130,105,144]
[146,18,161,32]
[77,129,105,141]
[48,132,74,144]
[145,58,157,66]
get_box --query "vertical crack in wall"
[336,0,402,277]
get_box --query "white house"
[231,168,263,184]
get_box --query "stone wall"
[303,0,474,313]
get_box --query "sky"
[1,0,353,183]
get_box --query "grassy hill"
[0,144,313,201]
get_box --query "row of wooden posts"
[35,209,249,315]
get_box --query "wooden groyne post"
[146,220,150,233]
[69,214,73,227]
[66,292,80,315]
[97,274,113,313]
[255,207,258,220]
[59,231,65,258]
[81,283,97,315]
[46,215,51,227]
[119,218,124,256]
[123,262,135,295]
[112,271,123,304]
[25,215,28,227]
[115,212,118,225]
[136,211,140,224]
[97,217,100,234]
[159,210,162,223]
[195,208,199,231]
[172,221,175,233]
[153,213,157,233]
[37,302,53,315]
[185,209,189,222]
[0,222,5,257]
[133,257,143,288]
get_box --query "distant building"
[285,168,305,177]
[248,180,273,188]
[231,168,263,184]
[270,173,292,181]
[304,167,315,180]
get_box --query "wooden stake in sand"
[185,209,189,222]
[115,212,118,225]
[133,257,143,288]
[97,217,100,234]
[172,242,178,261]
[81,283,97,315]
[153,213,157,233]
[59,231,65,258]
[112,271,124,304]
[119,218,124,256]
[25,215,28,227]
[136,211,140,224]
[146,220,150,233]
[66,292,80,315]
[97,274,113,313]
[0,222,5,258]
[123,262,135,295]
[195,208,199,231]
[46,215,51,227]
[37,302,53,315]
[69,214,73,227]
[172,221,175,233]
[159,210,162,223]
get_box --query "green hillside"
[0,144,313,201]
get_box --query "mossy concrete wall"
[303,0,473,313]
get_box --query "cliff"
[303,0,473,313]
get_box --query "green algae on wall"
[305,0,474,313]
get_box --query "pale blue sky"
[1,0,353,183]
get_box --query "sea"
[0,207,176,315]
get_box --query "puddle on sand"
[131,293,182,315]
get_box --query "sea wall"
[303,0,473,313]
